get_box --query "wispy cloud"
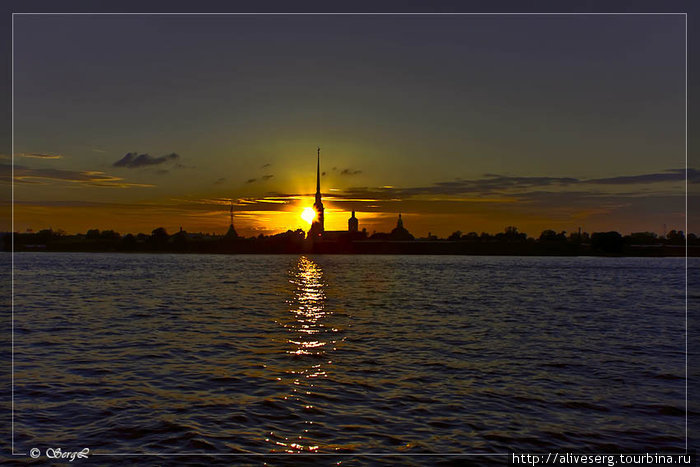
[214,177,227,185]
[3,163,153,188]
[257,198,286,204]
[246,174,274,184]
[336,168,694,200]
[113,152,179,168]
[18,152,63,160]
[331,167,362,176]
[587,168,696,185]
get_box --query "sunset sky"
[6,13,692,237]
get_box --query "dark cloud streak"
[113,152,180,168]
[588,168,697,185]
[2,163,153,188]
[19,153,63,160]
[339,169,694,200]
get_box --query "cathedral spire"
[316,146,321,199]
[309,147,325,238]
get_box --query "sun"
[301,207,316,225]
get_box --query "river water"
[6,253,694,463]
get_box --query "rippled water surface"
[9,253,691,460]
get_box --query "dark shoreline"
[7,239,695,257]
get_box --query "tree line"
[3,225,696,256]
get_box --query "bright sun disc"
[301,207,316,225]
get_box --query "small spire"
[226,200,238,238]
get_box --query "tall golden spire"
[309,147,325,238]
[315,146,321,201]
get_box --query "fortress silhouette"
[298,147,412,243]
[6,149,695,256]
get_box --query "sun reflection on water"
[286,256,329,356]
[267,255,341,453]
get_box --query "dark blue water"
[3,253,695,463]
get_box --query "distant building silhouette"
[308,147,325,239]
[226,201,238,238]
[348,210,358,232]
[303,153,367,242]
[389,213,414,241]
[322,209,366,241]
